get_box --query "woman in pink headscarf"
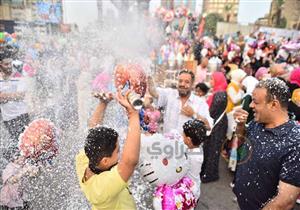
[255,67,269,81]
[206,71,228,107]
[288,67,300,122]
[289,67,300,88]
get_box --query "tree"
[204,13,224,36]
[275,0,285,27]
[277,17,287,28]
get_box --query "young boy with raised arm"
[75,89,140,210]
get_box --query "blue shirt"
[233,120,300,210]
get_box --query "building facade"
[0,0,63,34]
[161,0,198,12]
[281,0,300,29]
[268,0,300,30]
[202,0,239,23]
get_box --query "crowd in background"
[0,4,299,209]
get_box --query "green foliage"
[277,17,287,28]
[205,13,224,36]
[224,4,233,12]
[277,0,284,6]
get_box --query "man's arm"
[262,181,300,210]
[116,90,141,182]
[181,105,212,130]
[0,92,25,103]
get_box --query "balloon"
[140,132,198,210]
[0,32,4,42]
[23,63,36,77]
[153,177,197,210]
[11,33,17,39]
[114,63,147,97]
[5,37,12,43]
[156,7,167,17]
[140,108,161,134]
[163,10,174,22]
[203,36,215,49]
[18,119,59,160]
[139,132,189,186]
[92,71,113,92]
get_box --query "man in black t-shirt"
[233,78,300,210]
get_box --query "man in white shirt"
[148,70,213,133]
[0,53,29,158]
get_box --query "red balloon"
[114,63,147,97]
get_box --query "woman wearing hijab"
[225,69,247,173]
[226,69,247,113]
[254,67,269,81]
[241,75,259,123]
[201,72,228,183]
[206,72,227,107]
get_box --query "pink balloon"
[154,176,197,210]
[114,63,147,97]
[163,10,174,22]
[18,119,59,159]
[92,71,112,92]
[23,63,36,77]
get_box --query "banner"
[36,1,62,23]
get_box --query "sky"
[150,0,272,24]
[238,0,272,24]
[62,0,273,30]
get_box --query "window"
[2,0,12,4]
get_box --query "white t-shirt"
[0,78,28,121]
[187,146,203,199]
[157,88,213,133]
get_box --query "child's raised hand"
[115,89,136,114]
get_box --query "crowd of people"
[0,4,300,210]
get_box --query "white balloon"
[139,132,189,186]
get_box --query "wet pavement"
[196,158,238,210]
